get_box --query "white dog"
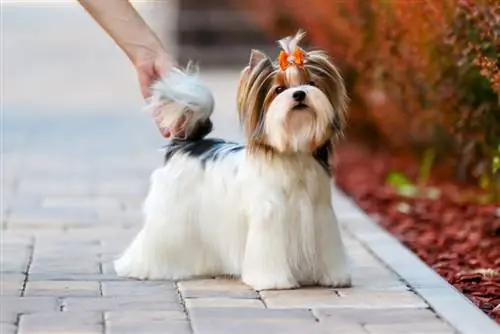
[114,31,351,291]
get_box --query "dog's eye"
[307,81,316,87]
[275,86,285,95]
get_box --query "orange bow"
[278,49,305,71]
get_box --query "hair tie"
[278,49,305,71]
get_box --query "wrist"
[125,34,165,66]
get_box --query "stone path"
[2,3,498,334]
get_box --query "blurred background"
[3,0,499,198]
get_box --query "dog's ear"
[237,49,271,122]
[238,49,267,94]
[249,49,268,69]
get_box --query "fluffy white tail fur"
[145,62,215,139]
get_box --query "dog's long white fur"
[114,64,351,290]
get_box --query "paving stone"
[100,234,138,255]
[3,198,43,219]
[2,176,17,190]
[181,288,259,299]
[313,307,439,325]
[331,289,428,309]
[61,227,136,241]
[107,322,192,334]
[343,239,388,267]
[28,272,127,282]
[29,258,100,275]
[365,321,456,334]
[25,281,100,297]
[186,298,265,308]
[41,196,122,210]
[0,297,58,321]
[351,265,406,290]
[98,258,121,272]
[105,310,187,322]
[101,261,117,274]
[177,278,254,299]
[63,296,183,312]
[33,248,101,262]
[178,278,252,290]
[347,284,409,293]
[32,240,99,259]
[0,323,17,334]
[101,281,176,296]
[6,207,99,229]
[191,320,338,334]
[0,250,30,273]
[260,287,340,308]
[189,307,316,321]
[263,288,428,309]
[98,209,143,227]
[18,311,102,334]
[0,310,18,325]
[35,236,101,249]
[93,180,148,196]
[1,243,32,253]
[0,232,34,247]
[318,322,369,334]
[16,180,91,196]
[0,273,25,296]
[105,311,190,334]
[349,249,384,268]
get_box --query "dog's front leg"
[315,208,352,288]
[241,203,298,291]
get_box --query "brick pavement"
[1,3,464,334]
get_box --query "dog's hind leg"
[114,167,199,280]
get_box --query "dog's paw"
[242,274,299,291]
[318,272,352,288]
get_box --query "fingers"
[138,71,152,99]
[152,105,173,139]
[140,85,150,100]
[135,52,176,138]
[160,128,171,138]
[155,55,170,78]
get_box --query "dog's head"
[237,30,348,164]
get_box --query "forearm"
[77,0,164,64]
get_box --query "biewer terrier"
[114,31,351,290]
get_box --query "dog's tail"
[145,62,215,140]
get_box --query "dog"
[114,30,352,291]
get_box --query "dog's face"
[237,32,348,156]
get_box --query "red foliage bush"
[234,0,500,194]
[334,143,500,323]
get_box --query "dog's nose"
[292,90,306,102]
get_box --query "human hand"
[135,50,172,99]
[134,50,176,138]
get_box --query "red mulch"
[333,143,500,324]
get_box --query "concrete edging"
[331,186,500,334]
